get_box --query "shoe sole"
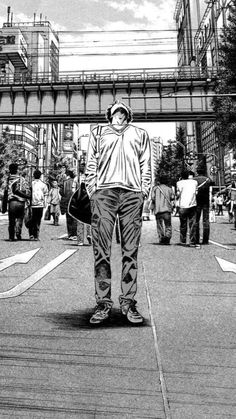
[121,311,144,324]
[89,315,110,325]
[126,316,144,324]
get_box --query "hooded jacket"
[85,124,151,198]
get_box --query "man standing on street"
[85,100,151,325]
[7,163,31,241]
[176,170,199,247]
[29,169,48,241]
[60,169,78,240]
[194,167,213,245]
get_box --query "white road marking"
[0,248,40,272]
[209,240,234,250]
[0,249,78,299]
[142,262,172,419]
[174,227,234,250]
[215,256,236,274]
[57,233,68,239]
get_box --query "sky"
[0,0,178,142]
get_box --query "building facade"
[0,7,63,180]
[174,0,233,186]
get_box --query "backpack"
[8,176,31,201]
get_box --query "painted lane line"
[174,228,234,250]
[142,262,172,419]
[209,240,234,250]
[0,248,40,272]
[58,233,68,239]
[0,249,77,299]
[216,256,236,274]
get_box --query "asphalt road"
[0,212,235,418]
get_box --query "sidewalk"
[140,216,235,419]
[0,214,235,418]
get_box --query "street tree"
[0,126,23,188]
[155,127,186,186]
[212,0,236,151]
[47,152,72,186]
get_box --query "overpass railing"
[0,66,218,86]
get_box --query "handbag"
[44,205,51,221]
[1,187,8,214]
[24,204,33,228]
[68,125,102,225]
[68,182,91,225]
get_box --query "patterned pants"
[90,188,144,307]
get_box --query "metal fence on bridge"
[0,66,218,86]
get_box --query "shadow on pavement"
[42,308,150,330]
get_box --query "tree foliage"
[155,127,186,186]
[46,152,72,186]
[212,1,236,150]
[0,126,24,188]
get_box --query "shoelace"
[95,304,110,313]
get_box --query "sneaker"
[121,302,144,324]
[29,235,34,241]
[77,242,84,246]
[89,303,112,325]
[69,236,77,241]
[189,243,201,248]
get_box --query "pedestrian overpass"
[0,66,218,123]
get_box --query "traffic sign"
[210,165,218,175]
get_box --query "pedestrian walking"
[85,100,151,325]
[76,173,92,246]
[209,197,216,223]
[47,180,61,225]
[150,175,175,245]
[142,198,151,221]
[28,169,48,241]
[176,169,199,247]
[194,168,213,245]
[60,169,78,240]
[229,182,236,228]
[216,193,224,215]
[6,163,31,241]
[225,195,234,223]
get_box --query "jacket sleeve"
[140,130,152,198]
[85,128,98,198]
